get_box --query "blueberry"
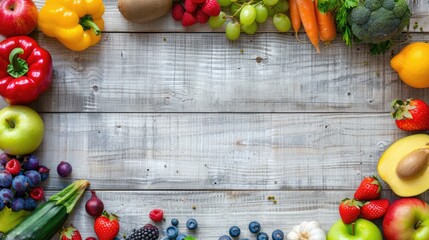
[12,175,29,192]
[248,221,261,234]
[166,226,179,239]
[24,197,37,211]
[176,234,187,240]
[38,165,50,181]
[218,235,232,240]
[0,200,4,211]
[0,170,12,187]
[186,218,198,230]
[272,229,284,240]
[0,153,9,166]
[171,218,179,226]
[0,188,13,203]
[229,226,241,237]
[24,170,41,187]
[257,232,269,240]
[11,198,25,212]
[22,155,40,170]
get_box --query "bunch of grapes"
[209,0,292,40]
[0,152,50,212]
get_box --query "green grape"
[239,5,256,26]
[254,4,268,24]
[273,0,289,13]
[225,21,241,40]
[218,0,232,7]
[266,6,276,17]
[272,13,291,32]
[241,21,258,35]
[263,0,279,6]
[208,12,227,29]
[230,2,241,16]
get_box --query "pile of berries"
[0,152,50,212]
[338,176,390,224]
[219,221,284,240]
[171,0,221,27]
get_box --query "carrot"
[314,0,337,44]
[289,0,301,40]
[295,0,320,53]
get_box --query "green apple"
[327,218,382,240]
[0,105,44,155]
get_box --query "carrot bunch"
[291,0,336,53]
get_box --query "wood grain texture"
[0,32,426,112]
[37,112,409,191]
[47,189,429,239]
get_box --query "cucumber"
[1,180,90,240]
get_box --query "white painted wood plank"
[35,112,409,191]
[1,32,427,112]
[39,190,428,239]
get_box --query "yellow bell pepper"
[38,0,105,51]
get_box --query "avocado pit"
[396,148,429,180]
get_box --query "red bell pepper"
[0,36,53,105]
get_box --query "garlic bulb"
[286,221,326,240]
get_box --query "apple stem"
[414,220,422,229]
[5,118,15,128]
[7,48,29,78]
[351,222,356,236]
[79,15,101,36]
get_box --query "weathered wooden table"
[1,0,429,238]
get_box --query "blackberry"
[127,224,159,240]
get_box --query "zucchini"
[1,180,90,240]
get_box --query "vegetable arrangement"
[1,179,89,240]
[318,0,412,54]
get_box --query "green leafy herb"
[317,0,358,46]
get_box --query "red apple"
[0,0,38,37]
[383,198,429,240]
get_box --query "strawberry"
[361,199,390,220]
[339,198,363,224]
[171,3,185,21]
[201,0,221,16]
[94,211,120,240]
[181,12,197,27]
[391,99,429,131]
[60,225,82,240]
[192,0,205,3]
[354,176,382,201]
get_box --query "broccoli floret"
[348,0,411,44]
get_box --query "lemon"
[390,42,429,88]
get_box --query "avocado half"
[378,134,429,197]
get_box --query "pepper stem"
[7,48,29,78]
[80,15,101,35]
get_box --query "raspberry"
[6,159,21,175]
[184,0,198,13]
[196,9,209,24]
[202,0,221,16]
[29,186,44,201]
[149,208,164,222]
[192,0,205,3]
[171,3,185,21]
[181,12,197,27]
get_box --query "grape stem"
[232,0,255,17]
